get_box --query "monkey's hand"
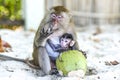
[35,27,55,47]
[40,27,53,38]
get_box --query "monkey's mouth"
[61,46,68,49]
[53,19,58,24]
[51,21,59,30]
[48,19,60,31]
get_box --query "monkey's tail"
[25,58,40,69]
[0,54,40,69]
[0,54,25,62]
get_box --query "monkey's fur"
[0,6,79,75]
[32,6,79,74]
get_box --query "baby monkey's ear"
[70,40,75,47]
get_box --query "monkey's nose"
[53,18,58,22]
[52,19,58,26]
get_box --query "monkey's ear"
[49,7,55,11]
[70,41,75,47]
[45,7,54,13]
[68,12,73,19]
[46,8,49,12]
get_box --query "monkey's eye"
[61,38,64,41]
[57,15,63,19]
[65,40,68,42]
[51,13,56,18]
[65,39,71,43]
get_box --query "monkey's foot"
[49,68,61,76]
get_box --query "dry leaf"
[0,37,4,52]
[110,60,119,65]
[105,60,119,66]
[93,38,100,43]
[0,36,12,52]
[93,27,102,35]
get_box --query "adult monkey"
[32,6,79,75]
[0,6,79,75]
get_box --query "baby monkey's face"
[60,38,72,49]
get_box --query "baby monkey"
[46,33,76,74]
[47,33,75,53]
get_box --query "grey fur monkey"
[46,33,76,71]
[32,6,79,75]
[0,6,79,75]
[46,33,76,62]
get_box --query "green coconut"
[56,50,87,76]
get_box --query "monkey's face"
[50,13,63,27]
[60,38,72,49]
[48,6,71,30]
[50,12,71,30]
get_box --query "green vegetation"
[0,0,23,29]
[0,0,22,20]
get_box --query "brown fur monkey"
[32,6,79,75]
